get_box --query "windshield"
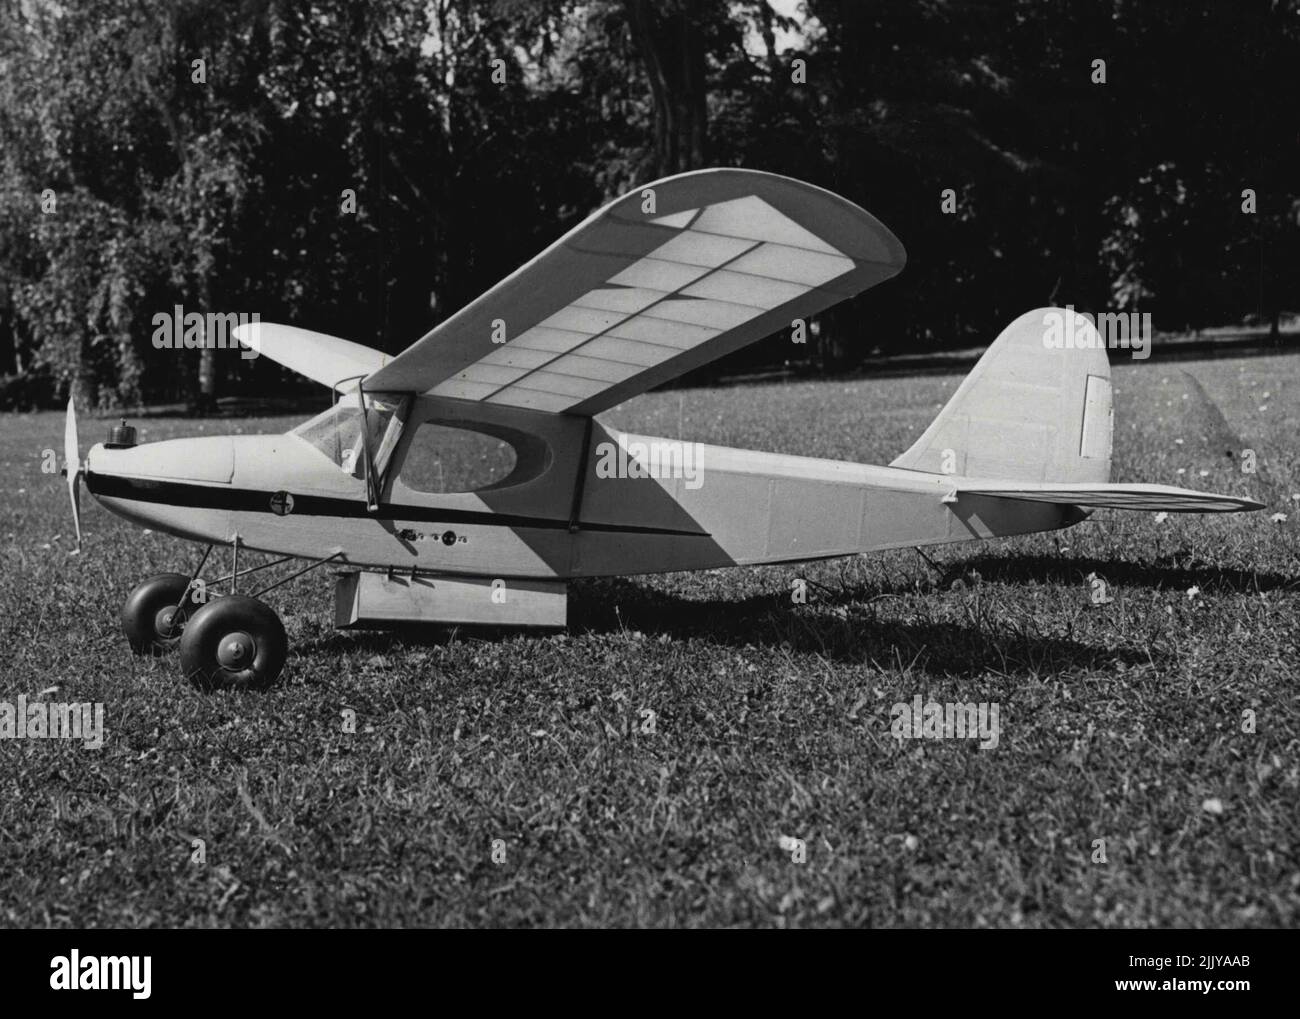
[290,391,400,475]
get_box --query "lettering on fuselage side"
[395,528,466,546]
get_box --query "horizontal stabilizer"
[957,481,1263,513]
[234,323,387,392]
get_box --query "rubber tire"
[122,573,199,655]
[179,595,287,692]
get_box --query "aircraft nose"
[87,435,236,484]
[83,435,238,544]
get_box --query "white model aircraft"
[61,169,1261,690]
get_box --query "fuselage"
[84,398,1083,579]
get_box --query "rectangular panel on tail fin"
[1080,375,1113,460]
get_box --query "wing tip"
[232,321,257,348]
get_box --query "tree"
[622,0,710,176]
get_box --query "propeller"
[64,396,82,550]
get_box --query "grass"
[0,351,1297,927]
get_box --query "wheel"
[179,595,287,692]
[122,573,201,655]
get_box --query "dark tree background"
[0,0,1296,409]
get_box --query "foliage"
[0,0,1297,407]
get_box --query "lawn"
[0,351,1296,927]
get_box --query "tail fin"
[891,307,1113,483]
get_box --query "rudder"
[891,306,1113,483]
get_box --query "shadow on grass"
[298,574,1157,678]
[564,577,1157,676]
[940,553,1300,594]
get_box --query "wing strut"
[568,417,595,532]
[356,377,380,512]
[334,376,412,512]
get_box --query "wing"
[957,481,1264,513]
[361,168,905,413]
[234,322,388,391]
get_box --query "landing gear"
[121,573,200,654]
[180,595,287,692]
[123,545,341,691]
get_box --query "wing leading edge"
[361,168,906,414]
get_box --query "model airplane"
[60,169,1262,690]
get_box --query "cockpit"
[289,390,407,486]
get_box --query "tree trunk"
[192,278,219,414]
[71,366,97,411]
[196,347,217,411]
[624,0,707,177]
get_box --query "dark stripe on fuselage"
[85,472,709,537]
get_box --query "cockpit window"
[290,392,400,475]
[397,423,520,493]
